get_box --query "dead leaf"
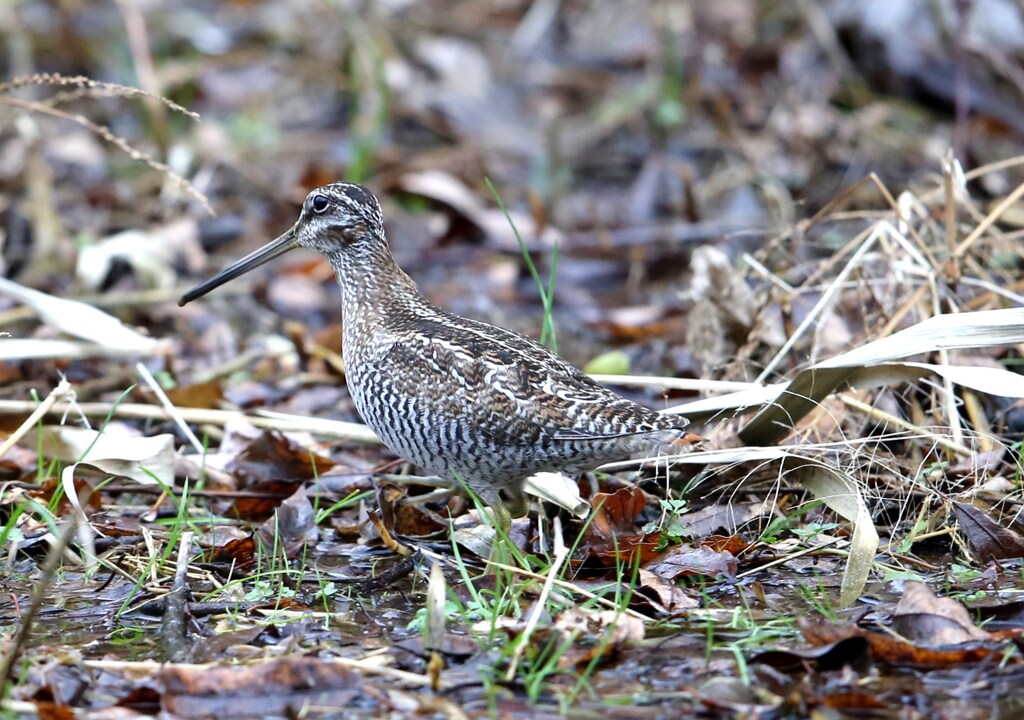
[798,615,1012,669]
[951,501,1024,562]
[228,431,336,485]
[0,276,164,354]
[750,636,871,673]
[28,425,174,486]
[551,608,646,669]
[256,487,318,557]
[703,534,753,555]
[165,380,225,410]
[892,580,990,645]
[590,487,647,535]
[398,170,563,253]
[203,535,256,566]
[677,500,771,538]
[376,480,448,538]
[228,479,303,521]
[159,656,367,718]
[77,218,201,290]
[635,568,699,613]
[581,487,661,565]
[645,544,738,580]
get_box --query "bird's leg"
[486,483,530,535]
[453,475,516,534]
[487,501,512,536]
[498,484,528,519]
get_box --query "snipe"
[181,183,700,526]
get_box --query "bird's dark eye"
[311,194,329,213]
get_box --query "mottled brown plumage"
[181,182,698,522]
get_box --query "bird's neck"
[334,242,428,327]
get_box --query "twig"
[0,377,72,458]
[161,531,194,662]
[955,176,1024,259]
[755,222,884,383]
[81,656,443,688]
[114,0,168,151]
[0,73,198,119]
[736,537,842,578]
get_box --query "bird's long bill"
[178,226,299,306]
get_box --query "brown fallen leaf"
[552,608,646,669]
[256,487,318,558]
[164,380,224,409]
[229,431,336,486]
[645,544,737,581]
[203,535,256,566]
[590,486,648,536]
[702,534,752,555]
[190,626,267,665]
[228,478,303,521]
[951,501,1024,562]
[580,486,661,565]
[376,480,448,538]
[798,615,1014,669]
[676,500,771,539]
[892,580,990,645]
[116,686,162,714]
[820,692,889,712]
[635,568,699,613]
[750,635,871,673]
[30,700,75,720]
[159,656,368,718]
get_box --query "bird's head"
[179,182,385,306]
[293,182,385,253]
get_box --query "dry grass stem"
[135,362,205,454]
[0,400,382,443]
[504,516,571,681]
[0,78,212,215]
[0,377,72,458]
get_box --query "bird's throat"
[336,244,427,331]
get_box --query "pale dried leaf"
[0,276,163,353]
[795,463,878,609]
[34,425,175,485]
